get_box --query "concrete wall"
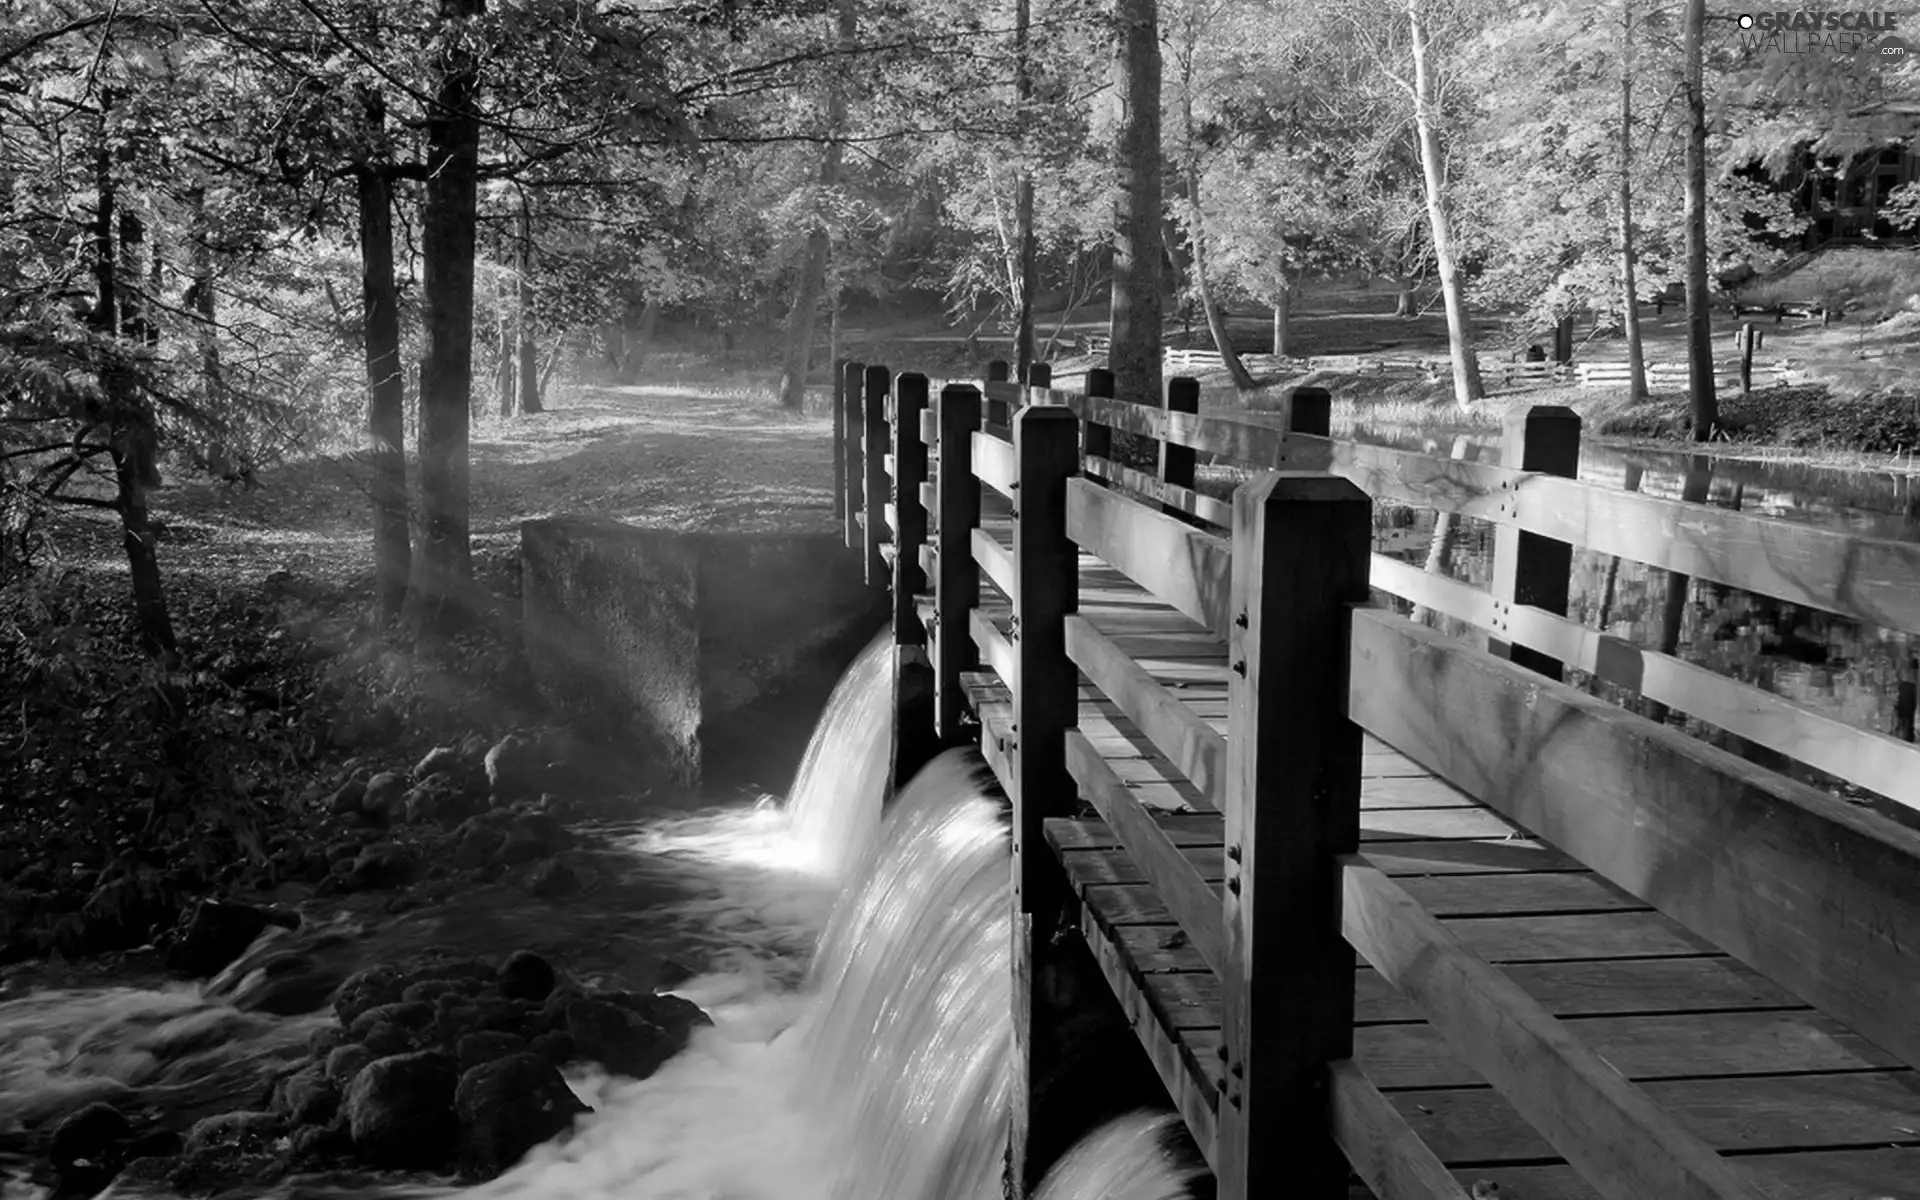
[521,517,887,791]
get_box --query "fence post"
[934,384,982,741]
[1283,385,1332,437]
[863,364,891,588]
[1009,401,1082,1198]
[892,373,931,645]
[1220,471,1371,1200]
[1026,362,1052,412]
[1160,376,1198,519]
[1487,405,1580,680]
[832,357,847,521]
[842,360,866,551]
[1082,367,1115,486]
[987,358,1011,429]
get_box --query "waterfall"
[5,640,1199,1200]
[784,629,895,878]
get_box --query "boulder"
[183,1110,284,1154]
[498,832,544,865]
[361,1022,412,1058]
[361,772,407,821]
[223,950,344,1017]
[455,1031,529,1073]
[405,773,481,826]
[613,991,713,1046]
[327,779,367,817]
[326,1043,375,1085]
[496,950,556,1002]
[527,1030,577,1067]
[343,1051,460,1169]
[413,746,462,781]
[167,899,292,978]
[564,998,679,1080]
[333,966,403,1025]
[454,1053,590,1177]
[484,735,546,802]
[274,1064,340,1126]
[49,1101,131,1174]
[350,842,418,889]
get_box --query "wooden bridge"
[830,358,1920,1200]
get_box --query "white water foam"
[5,638,1198,1200]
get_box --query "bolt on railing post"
[1008,400,1081,1199]
[1487,404,1581,679]
[934,384,982,741]
[862,365,892,589]
[842,360,866,552]
[1219,471,1371,1200]
[892,373,930,646]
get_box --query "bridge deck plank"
[946,524,1920,1199]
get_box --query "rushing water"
[2,637,1198,1200]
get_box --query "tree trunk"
[356,92,411,623]
[1271,283,1291,357]
[1110,0,1164,409]
[1618,0,1648,403]
[1681,0,1717,439]
[1647,457,1713,722]
[778,0,856,411]
[1013,0,1037,381]
[93,113,176,659]
[517,193,541,414]
[1394,276,1415,317]
[1180,88,1254,390]
[410,0,485,637]
[1406,0,1483,411]
[187,188,222,404]
[496,285,515,418]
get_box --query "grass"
[1738,245,1920,320]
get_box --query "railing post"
[863,364,891,588]
[987,358,1011,429]
[842,360,866,551]
[1026,362,1052,411]
[832,357,847,522]
[1009,400,1082,1198]
[934,384,982,741]
[1220,471,1370,1200]
[1082,367,1115,485]
[892,373,930,646]
[1160,375,1198,519]
[1487,404,1580,679]
[1283,385,1332,437]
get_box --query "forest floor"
[0,381,846,1195]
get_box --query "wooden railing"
[832,356,1920,1200]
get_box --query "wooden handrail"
[971,527,1014,599]
[1347,605,1920,1072]
[1370,553,1920,809]
[972,430,1016,499]
[1060,391,1920,635]
[1328,1060,1471,1200]
[1064,477,1234,639]
[969,607,1015,691]
[1065,729,1227,976]
[1340,858,1762,1200]
[1064,614,1225,810]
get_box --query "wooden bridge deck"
[937,511,1920,1200]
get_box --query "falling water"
[783,630,895,877]
[4,641,1199,1200]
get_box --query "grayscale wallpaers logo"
[1735,11,1910,63]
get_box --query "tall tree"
[1680,0,1716,438]
[1616,0,1649,402]
[776,0,857,411]
[1168,0,1255,388]
[1404,0,1483,409]
[411,0,486,635]
[354,83,411,622]
[1111,0,1164,408]
[1012,0,1037,381]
